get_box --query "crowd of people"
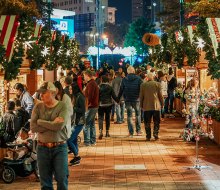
[0,63,179,190]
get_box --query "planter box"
[212,119,220,145]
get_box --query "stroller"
[0,119,39,184]
[0,139,39,184]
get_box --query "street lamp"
[151,1,157,24]
[96,0,100,69]
[90,33,99,46]
[180,0,184,27]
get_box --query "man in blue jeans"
[112,71,125,124]
[83,70,99,146]
[30,81,69,190]
[164,67,177,116]
[118,66,142,137]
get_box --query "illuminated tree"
[124,17,155,55]
[0,0,43,17]
[191,0,220,18]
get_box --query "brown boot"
[111,115,114,121]
[99,130,103,140]
[105,131,110,137]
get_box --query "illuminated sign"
[51,18,74,38]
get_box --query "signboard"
[65,13,94,32]
[51,18,74,38]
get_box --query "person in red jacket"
[83,69,99,146]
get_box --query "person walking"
[30,81,69,190]
[83,69,99,146]
[112,71,125,124]
[164,67,177,116]
[118,66,142,137]
[54,81,73,138]
[98,75,118,139]
[67,83,85,166]
[14,83,34,117]
[140,73,164,141]
[63,76,73,98]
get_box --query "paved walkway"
[1,117,220,190]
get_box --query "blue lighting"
[137,57,143,63]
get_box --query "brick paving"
[1,116,220,190]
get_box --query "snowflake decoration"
[24,41,35,49]
[57,49,62,55]
[195,38,205,49]
[41,47,50,57]
[66,50,70,56]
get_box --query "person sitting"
[1,101,20,146]
[14,98,30,133]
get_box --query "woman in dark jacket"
[98,75,118,139]
[67,83,85,166]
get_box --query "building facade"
[107,7,117,24]
[52,0,108,53]
[132,0,162,24]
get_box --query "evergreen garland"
[194,18,220,79]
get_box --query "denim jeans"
[67,124,84,156]
[37,143,68,190]
[83,108,98,145]
[144,110,160,139]
[164,91,175,114]
[115,101,125,122]
[125,101,141,135]
[98,105,112,131]
[111,104,115,117]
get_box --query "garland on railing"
[150,28,199,69]
[0,15,80,80]
[149,18,220,79]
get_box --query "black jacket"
[168,76,177,92]
[99,83,118,107]
[118,74,142,102]
[74,92,85,125]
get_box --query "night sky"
[108,0,132,24]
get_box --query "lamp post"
[90,33,99,46]
[151,1,157,24]
[96,0,100,69]
[47,0,52,29]
[153,2,157,24]
[180,0,184,27]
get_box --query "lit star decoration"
[41,46,49,57]
[195,38,206,49]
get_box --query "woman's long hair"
[54,81,65,101]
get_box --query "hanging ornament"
[209,130,214,140]
[195,135,200,141]
[208,115,213,125]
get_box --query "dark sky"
[108,0,132,24]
